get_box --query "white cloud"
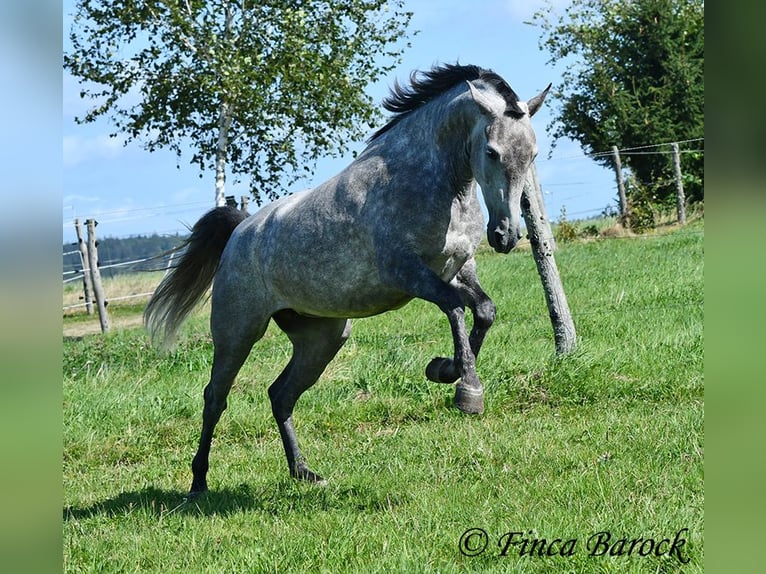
[171,186,207,204]
[63,134,126,167]
[505,0,570,23]
[63,193,100,204]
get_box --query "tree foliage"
[65,0,413,205]
[534,0,704,210]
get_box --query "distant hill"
[63,233,188,278]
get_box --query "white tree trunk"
[214,4,234,208]
[214,101,233,207]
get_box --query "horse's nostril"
[494,230,505,245]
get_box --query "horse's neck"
[433,93,480,198]
[382,90,477,195]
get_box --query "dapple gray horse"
[145,63,549,494]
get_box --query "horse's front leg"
[439,302,485,414]
[456,258,497,360]
[381,254,484,414]
[426,259,497,372]
[425,259,494,414]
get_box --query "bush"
[554,206,579,243]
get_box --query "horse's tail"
[144,206,248,350]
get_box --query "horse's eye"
[486,147,500,161]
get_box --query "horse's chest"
[435,216,481,280]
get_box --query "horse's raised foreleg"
[455,258,497,359]
[270,310,352,483]
[381,255,484,414]
[424,259,495,412]
[436,303,485,414]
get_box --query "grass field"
[63,219,703,573]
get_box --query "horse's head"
[467,80,550,253]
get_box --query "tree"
[533,0,704,217]
[65,0,413,206]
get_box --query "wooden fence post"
[85,219,110,333]
[522,163,577,355]
[671,142,687,224]
[527,158,556,252]
[240,195,250,213]
[612,145,630,228]
[74,218,94,315]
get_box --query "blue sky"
[62,0,617,245]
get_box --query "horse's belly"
[280,276,413,319]
[262,233,412,318]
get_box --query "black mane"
[368,63,524,142]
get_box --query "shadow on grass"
[63,480,408,522]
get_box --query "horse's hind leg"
[269,310,351,483]
[189,308,269,496]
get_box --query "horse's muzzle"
[488,225,520,254]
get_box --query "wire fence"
[62,250,178,311]
[62,138,704,238]
[542,137,704,162]
[62,224,703,321]
[62,137,704,322]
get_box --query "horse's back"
[214,186,411,318]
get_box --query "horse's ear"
[467,81,498,116]
[527,83,552,117]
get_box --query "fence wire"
[63,228,703,321]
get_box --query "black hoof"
[425,357,460,384]
[189,476,207,495]
[454,382,484,414]
[186,487,207,500]
[292,465,328,486]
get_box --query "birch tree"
[65,0,413,206]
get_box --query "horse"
[144,63,549,494]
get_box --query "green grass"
[63,221,703,573]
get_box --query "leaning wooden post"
[85,219,110,333]
[527,158,556,252]
[612,145,630,228]
[74,218,94,315]
[521,164,576,355]
[671,142,687,224]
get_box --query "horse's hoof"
[293,466,328,486]
[454,383,484,414]
[186,488,207,500]
[188,479,208,498]
[426,357,460,384]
